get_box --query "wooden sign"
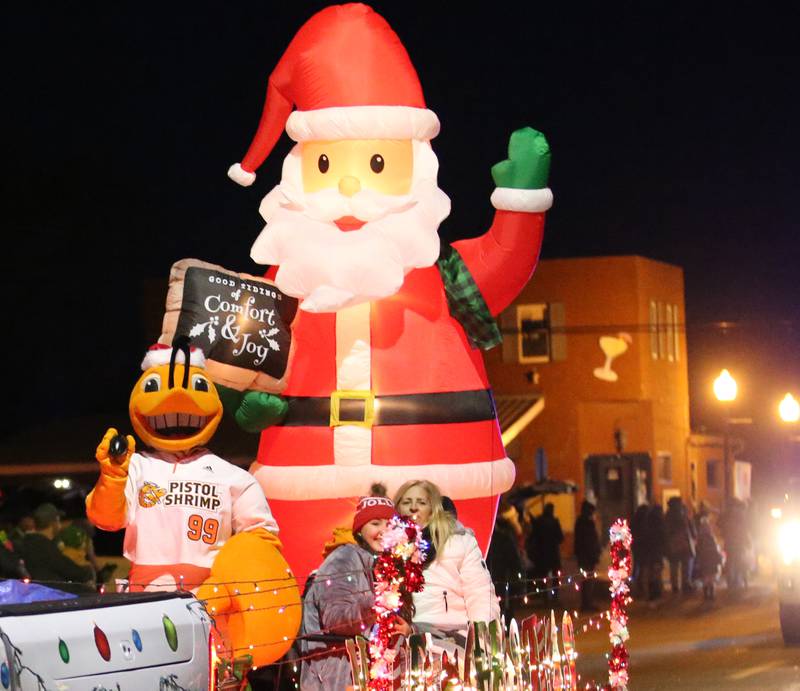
[159,259,298,392]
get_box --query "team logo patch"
[138,482,167,508]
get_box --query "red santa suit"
[227,4,552,580]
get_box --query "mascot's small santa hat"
[228,3,440,187]
[141,343,206,371]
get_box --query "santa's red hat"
[141,343,206,371]
[228,3,440,187]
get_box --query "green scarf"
[436,245,503,350]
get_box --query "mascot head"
[128,340,223,452]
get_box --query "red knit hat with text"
[228,3,440,187]
[352,495,396,535]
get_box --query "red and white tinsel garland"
[606,519,632,690]
[368,515,427,690]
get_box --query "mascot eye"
[318,154,330,173]
[192,375,210,392]
[370,154,385,173]
[142,374,161,393]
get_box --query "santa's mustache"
[279,185,417,223]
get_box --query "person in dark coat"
[630,503,651,598]
[487,504,524,621]
[526,502,564,600]
[574,500,602,611]
[665,496,696,594]
[694,515,723,600]
[718,498,752,590]
[301,492,410,690]
[17,504,94,590]
[645,504,667,600]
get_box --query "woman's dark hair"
[353,531,373,553]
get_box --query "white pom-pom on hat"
[227,163,256,187]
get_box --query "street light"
[778,393,800,477]
[714,369,738,501]
[714,369,738,403]
[779,393,800,424]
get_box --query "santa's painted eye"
[318,154,330,173]
[192,375,210,392]
[142,374,161,393]
[370,154,385,173]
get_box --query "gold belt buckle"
[330,390,376,428]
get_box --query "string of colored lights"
[206,587,621,663]
[17,567,601,597]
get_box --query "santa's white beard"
[250,142,451,313]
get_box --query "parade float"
[3,4,642,689]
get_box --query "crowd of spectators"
[0,502,116,591]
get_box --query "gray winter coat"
[301,543,376,690]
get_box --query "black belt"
[281,389,496,428]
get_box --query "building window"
[649,299,681,363]
[665,305,674,361]
[657,302,667,359]
[502,302,565,364]
[649,300,658,359]
[657,451,673,483]
[672,304,680,361]
[706,459,720,489]
[516,304,550,363]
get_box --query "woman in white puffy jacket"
[393,480,500,637]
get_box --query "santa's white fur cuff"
[228,163,256,187]
[286,105,440,142]
[491,187,553,213]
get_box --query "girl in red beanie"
[301,487,411,690]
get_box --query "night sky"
[4,3,800,477]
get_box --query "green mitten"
[491,127,551,190]
[216,384,288,433]
[235,390,289,433]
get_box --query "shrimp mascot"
[86,340,300,666]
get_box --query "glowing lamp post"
[714,369,738,501]
[779,393,800,424]
[713,369,738,403]
[779,393,800,473]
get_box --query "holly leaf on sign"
[267,339,280,351]
[189,322,207,338]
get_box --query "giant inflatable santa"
[227,3,552,580]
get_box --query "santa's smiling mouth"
[140,413,213,439]
[334,216,366,232]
